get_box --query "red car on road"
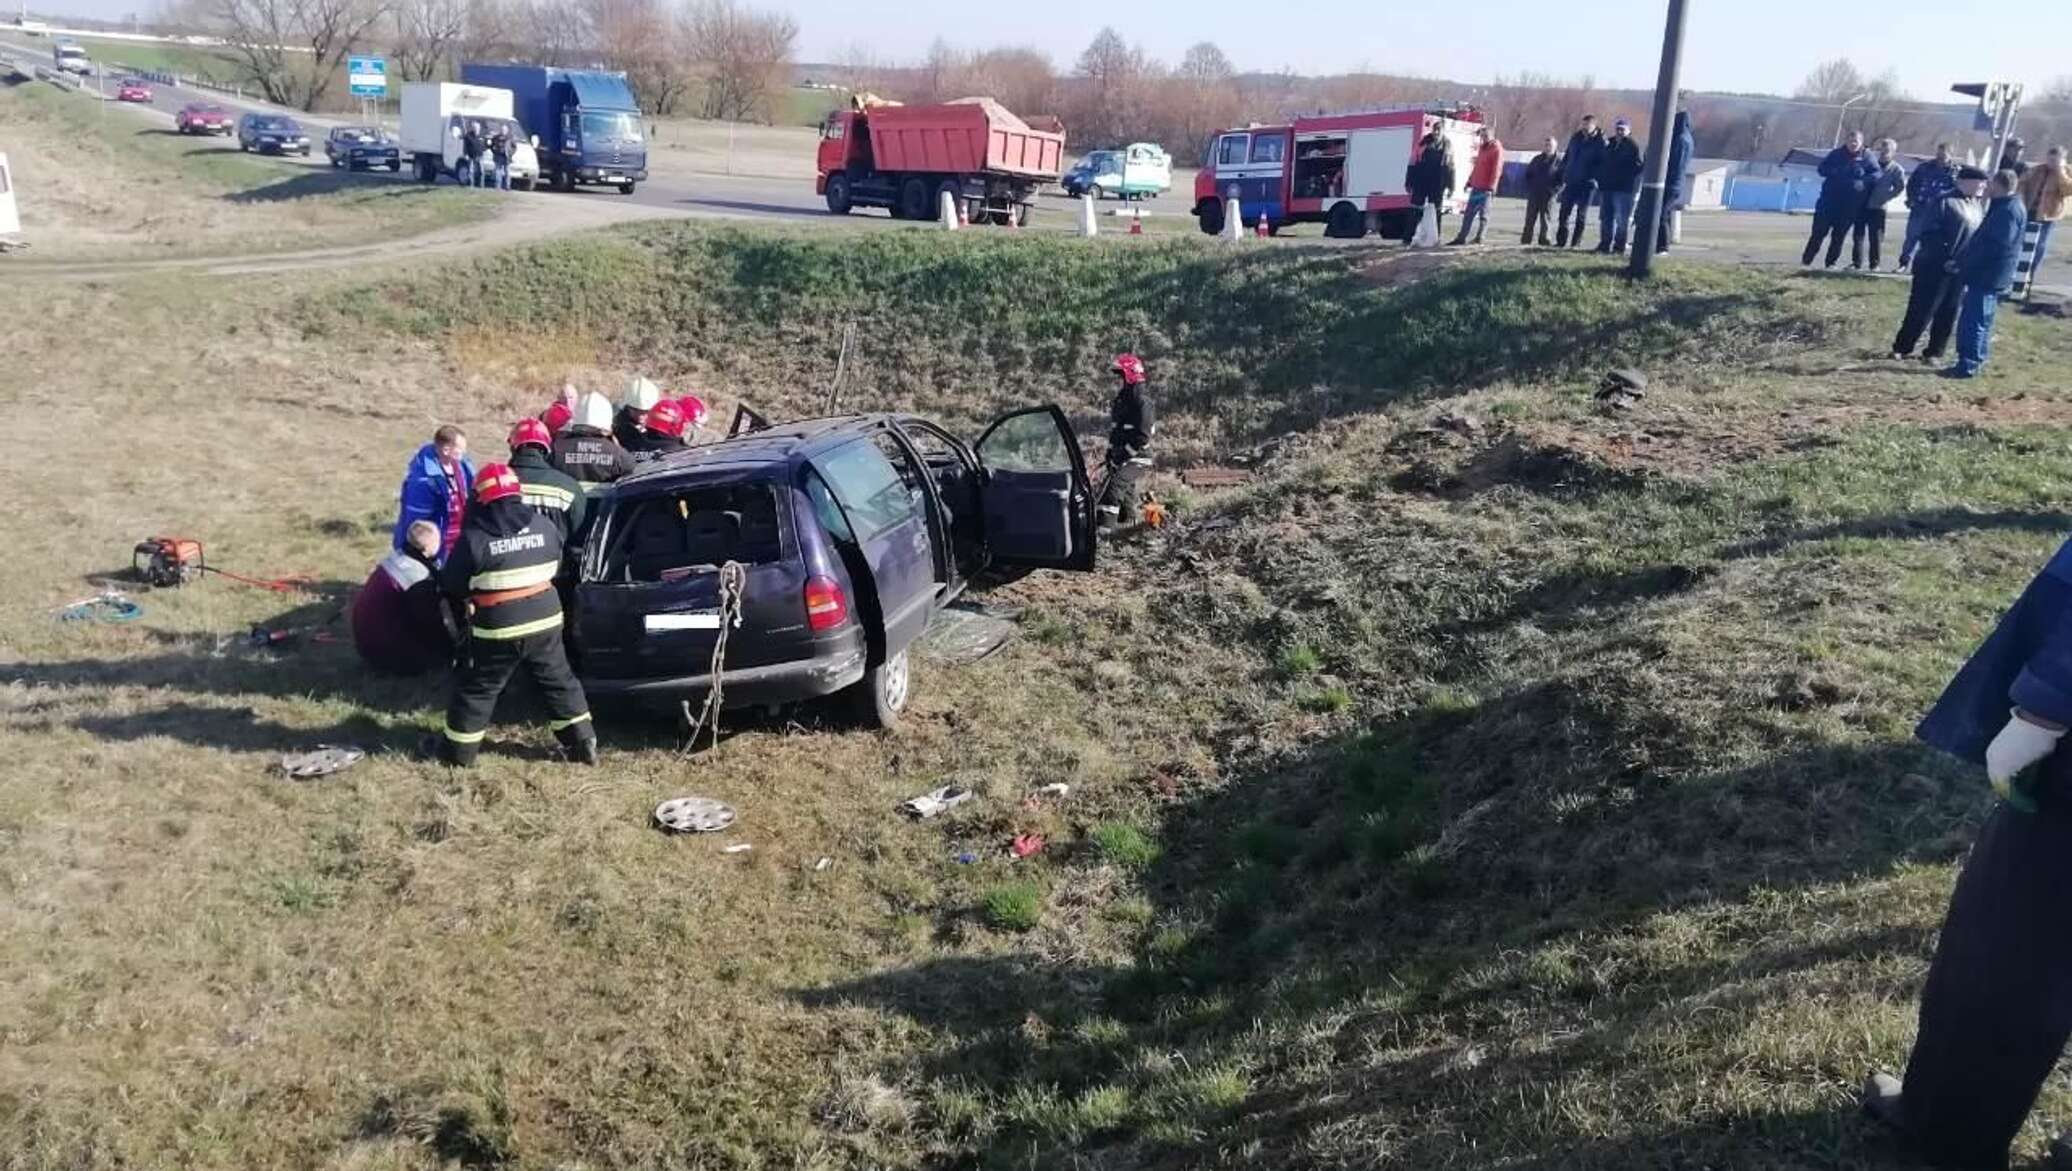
[115,78,153,103]
[175,103,233,136]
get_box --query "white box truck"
[400,82,540,190]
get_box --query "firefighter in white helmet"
[551,390,636,490]
[614,375,663,449]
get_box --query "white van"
[400,82,540,189]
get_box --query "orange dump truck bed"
[864,101,1064,181]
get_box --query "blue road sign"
[347,56,387,99]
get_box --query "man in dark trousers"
[1853,137,1907,271]
[552,391,637,492]
[1865,534,2072,1170]
[1556,114,1605,249]
[437,464,598,767]
[508,417,587,545]
[1891,165,1987,362]
[461,120,486,187]
[1654,109,1694,254]
[1803,131,1875,268]
[1899,143,1958,272]
[1595,117,1644,254]
[1404,130,1455,245]
[1947,170,2029,380]
[1097,353,1155,529]
[1521,136,1563,246]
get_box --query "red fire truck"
[1192,107,1485,239]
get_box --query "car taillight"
[804,575,847,632]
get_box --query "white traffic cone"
[939,189,959,231]
[1223,196,1244,242]
[1078,193,1097,237]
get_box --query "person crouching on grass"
[351,520,455,676]
[1865,535,2072,1169]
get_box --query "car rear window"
[596,482,785,583]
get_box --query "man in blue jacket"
[1853,137,1907,271]
[1594,117,1644,254]
[1555,114,1605,249]
[1898,143,1958,272]
[1802,131,1876,269]
[392,424,476,566]
[1652,109,1694,255]
[1947,169,2029,380]
[1866,536,2072,1170]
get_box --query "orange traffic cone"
[1129,210,1143,236]
[1255,213,1269,238]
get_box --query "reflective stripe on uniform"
[442,723,487,744]
[522,485,575,510]
[549,712,592,732]
[469,562,559,592]
[470,612,563,640]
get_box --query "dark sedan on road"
[324,126,401,172]
[175,103,233,135]
[237,113,311,156]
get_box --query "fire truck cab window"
[1217,135,1249,166]
[1249,134,1286,165]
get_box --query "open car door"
[729,403,773,437]
[974,405,1095,572]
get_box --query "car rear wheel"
[389,160,402,172]
[618,181,635,194]
[852,647,910,729]
[1089,184,1104,202]
[1197,198,1226,236]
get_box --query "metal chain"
[681,560,746,755]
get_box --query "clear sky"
[37,0,2072,100]
[802,0,2065,101]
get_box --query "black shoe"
[1861,1072,1905,1132]
[1538,237,1552,246]
[567,737,600,766]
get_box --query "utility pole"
[1628,0,1689,279]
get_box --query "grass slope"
[8,230,2072,1169]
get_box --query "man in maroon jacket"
[351,520,455,675]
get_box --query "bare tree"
[589,0,688,112]
[680,0,797,123]
[455,0,520,65]
[1796,58,1868,104]
[203,0,392,109]
[392,0,464,81]
[966,47,1054,117]
[1167,41,1239,162]
[1069,26,1151,147]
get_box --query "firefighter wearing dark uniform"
[508,418,588,545]
[1097,352,1155,528]
[438,464,598,767]
[552,391,637,491]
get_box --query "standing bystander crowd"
[1804,131,1874,269]
[1899,143,1959,273]
[1946,170,2028,380]
[1451,126,1504,245]
[1595,118,1644,255]
[1556,114,1605,249]
[1522,136,1563,246]
[2016,145,2069,282]
[1854,138,1907,271]
[1890,166,1987,363]
[462,121,487,188]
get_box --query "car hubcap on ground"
[883,651,909,711]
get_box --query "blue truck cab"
[460,63,647,193]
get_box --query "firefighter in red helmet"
[437,464,598,767]
[1098,352,1156,528]
[508,417,587,546]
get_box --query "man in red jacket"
[1450,126,1505,246]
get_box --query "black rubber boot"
[1861,1072,1905,1133]
[566,735,600,766]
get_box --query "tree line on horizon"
[128,0,2072,159]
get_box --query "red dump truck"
[816,98,1065,226]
